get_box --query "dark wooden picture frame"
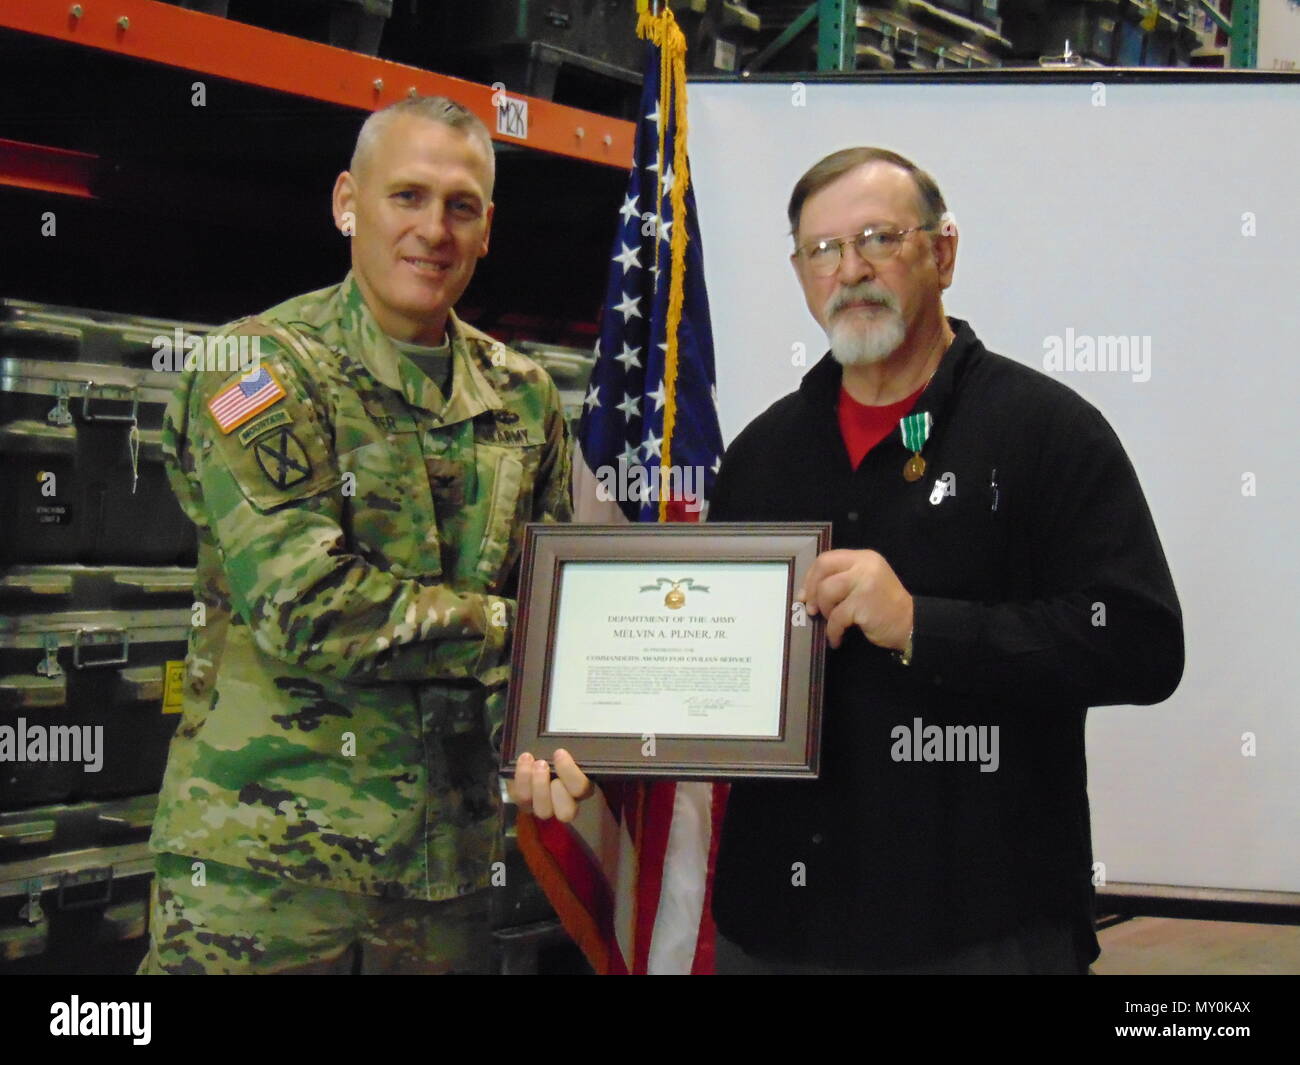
[500,523,830,780]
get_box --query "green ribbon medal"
[900,411,933,482]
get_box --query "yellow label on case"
[162,660,186,714]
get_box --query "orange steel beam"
[2,0,635,169]
[0,137,99,198]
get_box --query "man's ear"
[933,226,958,290]
[332,171,356,236]
[478,201,494,258]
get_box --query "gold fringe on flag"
[637,2,692,521]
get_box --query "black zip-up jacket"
[708,318,1183,968]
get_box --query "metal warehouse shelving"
[0,0,633,976]
[0,0,634,176]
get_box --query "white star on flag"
[647,378,667,412]
[646,101,661,128]
[711,455,722,474]
[620,439,640,465]
[584,384,601,411]
[613,292,642,321]
[618,194,639,224]
[615,343,643,371]
[612,243,641,274]
[642,428,663,460]
[662,162,675,194]
[617,393,641,420]
[658,217,673,245]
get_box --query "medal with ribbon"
[899,410,933,482]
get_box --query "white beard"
[826,305,907,367]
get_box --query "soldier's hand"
[511,749,595,823]
[797,548,913,652]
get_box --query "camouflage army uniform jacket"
[154,275,572,900]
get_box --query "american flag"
[514,3,728,975]
[207,365,284,434]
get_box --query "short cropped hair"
[787,147,946,239]
[350,95,495,194]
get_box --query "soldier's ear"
[332,172,357,236]
[478,202,494,259]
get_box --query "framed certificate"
[500,523,830,779]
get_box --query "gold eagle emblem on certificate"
[639,577,710,610]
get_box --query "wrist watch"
[894,629,914,667]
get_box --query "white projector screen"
[688,73,1299,897]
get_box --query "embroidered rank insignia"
[253,427,312,490]
[208,366,286,434]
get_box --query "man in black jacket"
[705,147,1184,973]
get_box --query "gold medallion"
[903,453,926,482]
[665,583,686,609]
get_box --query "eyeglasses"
[796,224,934,277]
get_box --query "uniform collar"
[800,316,980,440]
[337,273,505,422]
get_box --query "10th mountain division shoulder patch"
[253,426,312,490]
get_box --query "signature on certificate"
[684,695,733,715]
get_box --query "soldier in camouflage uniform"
[138,96,572,974]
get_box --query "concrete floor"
[1094,917,1300,975]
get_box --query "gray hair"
[788,147,946,239]
[350,95,495,193]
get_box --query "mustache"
[825,283,899,320]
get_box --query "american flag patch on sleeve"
[207,366,286,433]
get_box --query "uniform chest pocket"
[468,439,542,590]
[337,424,437,574]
